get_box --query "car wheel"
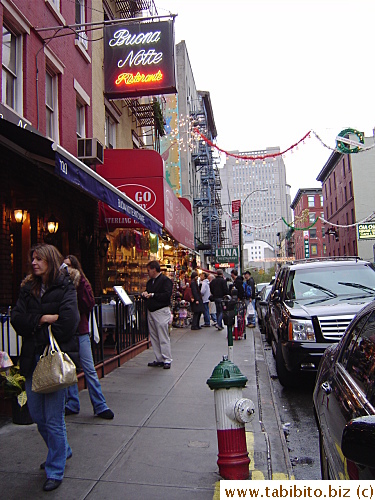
[276,339,296,388]
[319,431,330,479]
[265,323,273,345]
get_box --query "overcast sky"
[158,0,375,200]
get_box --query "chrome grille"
[318,315,355,341]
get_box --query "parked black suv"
[313,299,375,479]
[267,257,375,387]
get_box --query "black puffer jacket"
[11,270,80,377]
[231,276,245,300]
[209,276,228,300]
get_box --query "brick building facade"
[291,188,326,260]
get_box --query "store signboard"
[232,219,239,246]
[215,247,239,264]
[104,20,177,99]
[358,223,375,240]
[304,233,310,258]
[232,199,241,219]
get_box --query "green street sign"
[215,247,239,264]
[358,223,375,240]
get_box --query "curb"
[254,327,294,479]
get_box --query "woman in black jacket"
[190,271,204,330]
[11,244,80,492]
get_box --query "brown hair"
[26,244,64,297]
[65,254,88,281]
[147,260,161,272]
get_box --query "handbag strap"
[48,326,62,354]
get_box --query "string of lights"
[168,115,375,161]
[320,212,375,228]
[237,211,375,233]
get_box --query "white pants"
[147,307,172,364]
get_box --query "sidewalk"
[0,324,293,499]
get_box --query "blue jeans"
[25,375,72,480]
[215,300,224,328]
[203,302,210,325]
[65,334,108,415]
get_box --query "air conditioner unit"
[77,138,104,165]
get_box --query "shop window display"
[104,229,176,296]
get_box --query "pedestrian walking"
[230,269,245,300]
[200,272,211,327]
[190,271,204,329]
[63,255,114,420]
[142,260,173,369]
[244,270,256,327]
[209,269,228,331]
[208,274,217,325]
[11,244,80,492]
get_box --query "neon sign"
[104,20,176,99]
[116,70,163,86]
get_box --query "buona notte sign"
[104,19,177,99]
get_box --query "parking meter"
[222,288,238,361]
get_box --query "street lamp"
[239,188,268,274]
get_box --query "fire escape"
[191,101,224,261]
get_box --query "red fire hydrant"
[207,356,255,480]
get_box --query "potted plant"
[0,363,33,425]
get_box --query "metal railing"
[1,295,149,377]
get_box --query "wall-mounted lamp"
[98,236,110,257]
[14,209,27,224]
[47,214,59,234]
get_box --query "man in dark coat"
[190,271,204,330]
[209,269,228,331]
[230,269,245,300]
[142,260,173,369]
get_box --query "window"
[307,196,314,207]
[309,228,317,238]
[321,227,325,237]
[343,311,375,402]
[309,212,316,223]
[76,101,85,138]
[344,186,347,202]
[75,0,88,49]
[45,70,59,140]
[323,244,327,255]
[2,25,22,113]
[320,195,323,206]
[105,114,116,149]
[311,244,318,255]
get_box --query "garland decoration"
[192,128,311,161]
[336,128,364,154]
[282,217,318,231]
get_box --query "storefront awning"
[97,148,194,250]
[53,144,163,235]
[0,117,163,235]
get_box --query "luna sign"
[104,19,177,99]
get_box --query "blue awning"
[53,144,162,235]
